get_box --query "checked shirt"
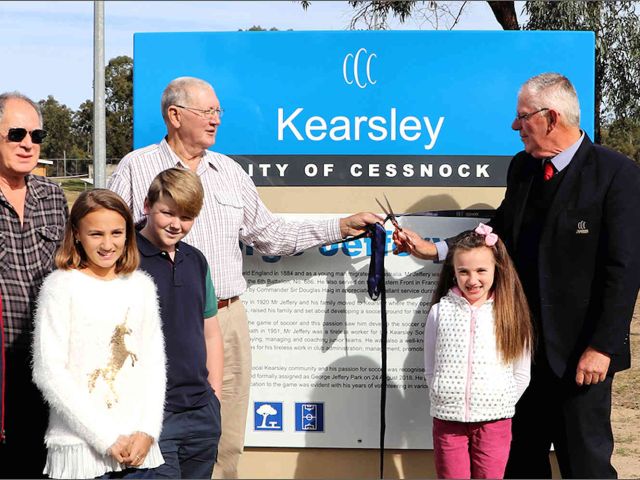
[0,175,68,351]
[108,138,342,300]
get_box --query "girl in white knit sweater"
[424,224,533,479]
[32,189,166,479]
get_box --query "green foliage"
[38,96,74,159]
[302,0,466,30]
[238,25,281,31]
[302,0,415,22]
[346,0,416,22]
[524,1,640,122]
[105,55,133,159]
[72,100,93,159]
[601,117,640,162]
[37,55,133,164]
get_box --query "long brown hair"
[55,189,139,274]
[432,229,533,363]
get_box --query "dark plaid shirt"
[0,175,68,351]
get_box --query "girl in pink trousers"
[424,224,533,479]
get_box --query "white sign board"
[242,215,487,448]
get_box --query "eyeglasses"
[174,105,224,119]
[515,108,549,122]
[1,127,48,144]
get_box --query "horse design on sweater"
[88,315,138,408]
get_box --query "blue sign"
[133,31,594,186]
[254,402,283,431]
[295,402,324,432]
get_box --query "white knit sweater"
[32,269,167,479]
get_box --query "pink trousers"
[433,417,512,479]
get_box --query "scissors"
[375,194,403,232]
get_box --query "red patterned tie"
[543,160,554,181]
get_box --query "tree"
[601,117,640,163]
[62,56,132,162]
[487,1,518,30]
[38,96,75,159]
[105,55,133,159]
[238,25,282,31]
[72,99,94,159]
[302,1,469,30]
[524,1,640,142]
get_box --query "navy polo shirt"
[136,231,218,412]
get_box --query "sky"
[0,1,512,110]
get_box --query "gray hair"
[519,73,580,127]
[160,77,214,123]
[0,91,43,127]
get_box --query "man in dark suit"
[394,73,640,478]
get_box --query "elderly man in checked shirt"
[0,92,68,477]
[108,76,381,479]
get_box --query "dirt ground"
[611,294,640,478]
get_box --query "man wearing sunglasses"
[0,92,68,477]
[109,76,380,479]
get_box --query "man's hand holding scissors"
[376,194,439,260]
[393,229,438,260]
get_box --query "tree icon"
[257,404,277,428]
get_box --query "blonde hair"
[432,230,533,363]
[146,167,204,218]
[55,189,139,274]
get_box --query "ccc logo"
[343,48,377,89]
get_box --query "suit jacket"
[491,135,640,378]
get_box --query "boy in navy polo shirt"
[136,168,223,479]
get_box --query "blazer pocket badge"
[576,220,589,234]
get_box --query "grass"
[616,434,635,445]
[56,178,91,205]
[616,447,630,457]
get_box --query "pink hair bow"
[475,223,498,247]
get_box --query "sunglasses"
[2,127,48,144]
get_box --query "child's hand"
[107,435,131,463]
[123,431,154,467]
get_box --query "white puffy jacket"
[424,288,530,423]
